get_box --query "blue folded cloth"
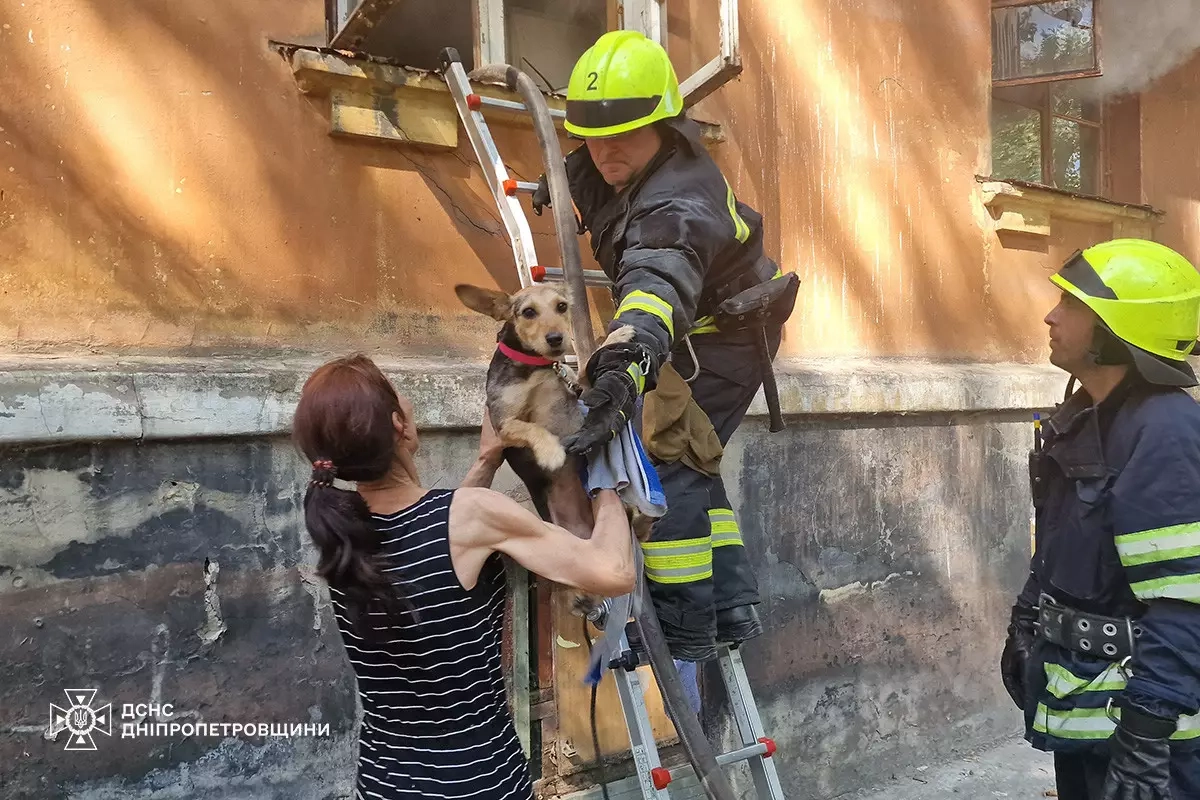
[580,399,667,687]
[580,400,667,518]
[674,659,702,716]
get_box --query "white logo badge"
[49,689,113,751]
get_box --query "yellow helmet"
[564,30,683,138]
[1051,238,1200,386]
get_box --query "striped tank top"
[329,489,533,800]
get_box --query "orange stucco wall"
[673,0,1120,363]
[0,0,557,357]
[1142,51,1200,265]
[0,0,1183,363]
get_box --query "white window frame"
[328,0,740,107]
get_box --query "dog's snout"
[545,332,564,348]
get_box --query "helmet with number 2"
[565,30,683,139]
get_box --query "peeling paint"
[819,571,918,604]
[199,559,226,645]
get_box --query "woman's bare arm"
[450,487,635,597]
[460,410,505,489]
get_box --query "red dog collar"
[497,341,554,367]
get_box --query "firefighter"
[533,30,786,662]
[1001,239,1200,800]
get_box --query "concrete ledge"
[757,356,1067,419]
[0,355,1069,445]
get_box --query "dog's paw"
[601,325,636,347]
[533,438,567,472]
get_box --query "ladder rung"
[501,179,540,197]
[655,738,775,788]
[716,738,775,766]
[467,93,567,120]
[531,265,610,287]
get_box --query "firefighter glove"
[532,174,551,216]
[563,342,654,456]
[1101,704,1176,800]
[1000,603,1038,710]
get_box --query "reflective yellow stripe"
[1115,522,1200,567]
[642,537,712,552]
[1035,704,1200,741]
[1128,574,1200,602]
[724,179,750,244]
[1033,705,1115,740]
[626,361,646,394]
[1043,662,1127,700]
[642,537,713,585]
[1179,714,1200,739]
[712,532,742,547]
[617,290,675,340]
[708,509,743,548]
[1035,668,1200,741]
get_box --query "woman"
[292,354,634,800]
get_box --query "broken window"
[327,0,478,71]
[325,1,741,106]
[506,0,607,93]
[991,0,1100,86]
[992,81,1103,194]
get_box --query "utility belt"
[1038,593,1143,662]
[680,269,800,433]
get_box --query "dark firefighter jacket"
[1018,373,1200,753]
[564,116,779,383]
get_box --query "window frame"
[991,0,1103,88]
[325,0,741,107]
[992,82,1104,194]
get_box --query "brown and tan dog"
[455,283,591,529]
[456,282,652,612]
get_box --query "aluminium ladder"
[439,47,784,800]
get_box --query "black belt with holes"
[1038,593,1142,661]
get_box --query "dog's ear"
[454,284,511,321]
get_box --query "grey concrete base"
[0,354,1068,798]
[62,736,357,800]
[0,354,1069,443]
[845,736,1054,800]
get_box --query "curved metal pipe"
[504,66,596,366]
[633,583,738,800]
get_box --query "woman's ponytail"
[293,357,420,640]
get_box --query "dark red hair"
[292,354,415,638]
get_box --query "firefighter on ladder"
[533,30,787,666]
[1001,239,1200,800]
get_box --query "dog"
[455,282,585,521]
[456,282,652,615]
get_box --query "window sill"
[272,43,726,150]
[978,177,1164,239]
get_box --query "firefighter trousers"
[644,326,781,661]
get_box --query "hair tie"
[311,458,337,488]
